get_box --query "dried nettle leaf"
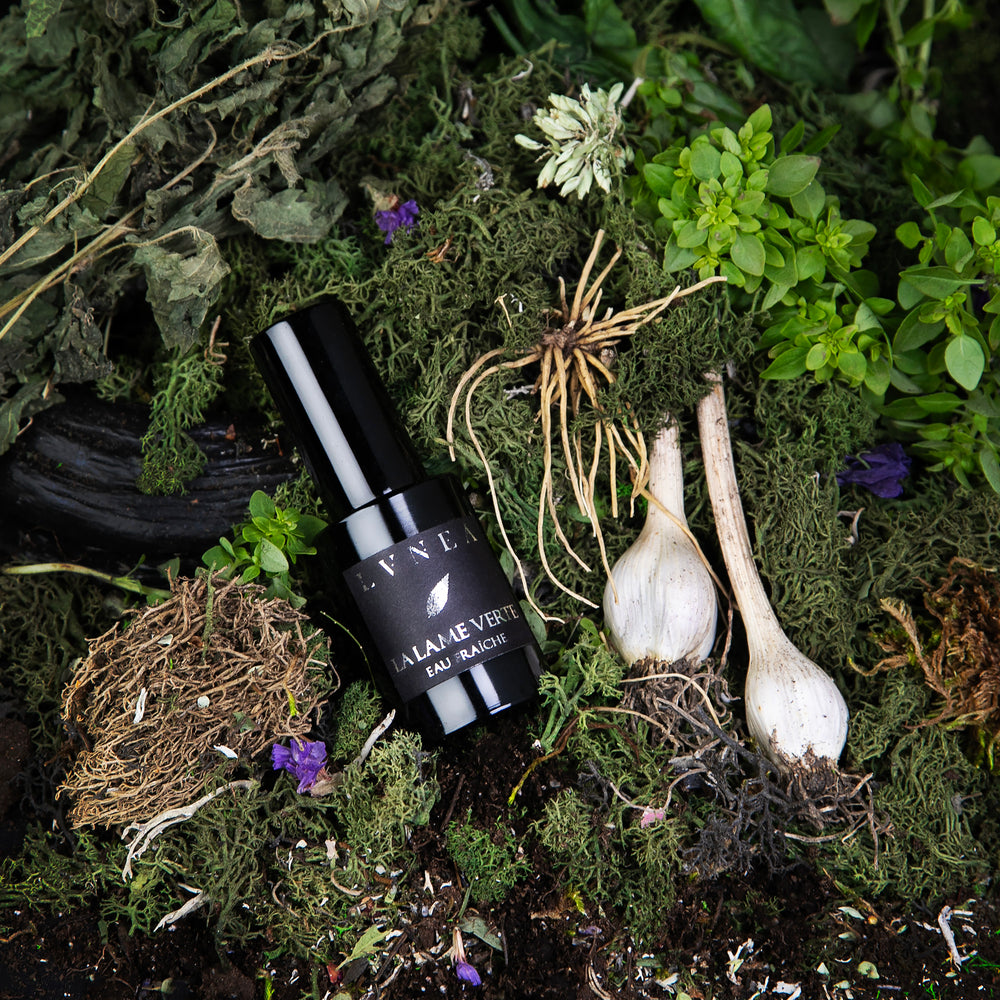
[0,0,420,455]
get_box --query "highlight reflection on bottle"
[251,300,542,737]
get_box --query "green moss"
[329,680,385,763]
[331,730,440,870]
[446,810,531,904]
[820,671,992,900]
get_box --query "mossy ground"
[3,3,1000,997]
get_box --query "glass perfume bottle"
[251,299,542,738]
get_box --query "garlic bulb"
[603,420,717,665]
[697,373,848,766]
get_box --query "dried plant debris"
[618,655,883,878]
[873,557,1000,764]
[58,574,335,827]
[0,0,422,451]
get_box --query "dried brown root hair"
[447,230,725,618]
[59,574,335,827]
[868,557,1000,763]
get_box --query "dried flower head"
[836,442,911,498]
[449,927,481,987]
[272,738,329,793]
[515,83,633,200]
[375,198,419,243]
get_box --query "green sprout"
[203,490,326,606]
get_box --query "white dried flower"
[515,82,633,200]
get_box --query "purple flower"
[271,738,328,793]
[836,442,911,499]
[449,927,481,987]
[374,199,419,244]
[455,961,481,986]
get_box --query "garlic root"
[696,373,848,767]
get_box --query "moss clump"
[823,670,992,900]
[446,811,531,904]
[332,730,440,870]
[329,679,385,763]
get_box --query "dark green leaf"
[837,350,867,380]
[899,267,979,301]
[258,538,289,575]
[689,142,721,182]
[864,355,892,396]
[731,232,765,275]
[979,448,1000,494]
[914,392,963,414]
[899,18,935,47]
[249,491,276,520]
[944,227,974,271]
[690,0,853,89]
[802,124,841,155]
[643,163,675,197]
[893,312,943,352]
[790,179,825,222]
[972,216,996,246]
[896,221,923,249]
[779,120,805,155]
[959,154,1000,191]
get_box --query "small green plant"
[633,104,875,306]
[879,185,1000,488]
[632,103,887,399]
[446,811,531,905]
[202,490,326,606]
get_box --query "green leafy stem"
[203,490,327,607]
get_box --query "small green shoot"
[203,490,326,607]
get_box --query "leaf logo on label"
[426,574,450,618]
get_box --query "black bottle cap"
[251,300,425,519]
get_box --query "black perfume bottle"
[251,300,542,738]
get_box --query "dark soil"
[2,718,998,1000]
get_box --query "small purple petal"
[375,199,419,244]
[836,442,911,498]
[455,960,481,986]
[272,738,328,792]
[271,744,293,771]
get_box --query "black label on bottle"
[343,516,535,703]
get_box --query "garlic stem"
[697,373,848,767]
[603,419,717,666]
[644,420,687,528]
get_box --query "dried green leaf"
[0,378,55,455]
[132,229,231,350]
[24,0,64,39]
[80,142,136,218]
[231,180,345,242]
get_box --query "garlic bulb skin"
[744,631,851,765]
[603,421,717,665]
[697,373,848,767]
